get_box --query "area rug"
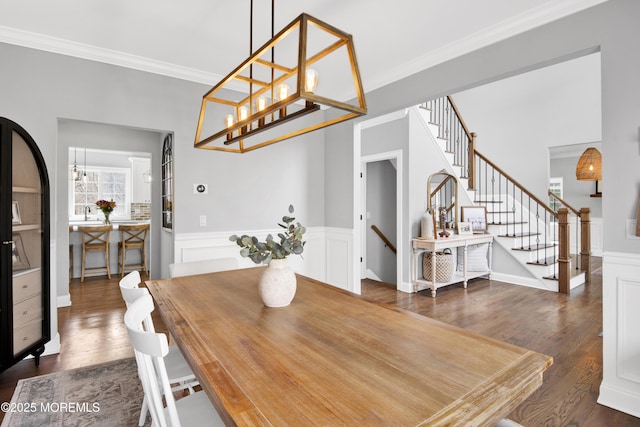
[1,358,149,427]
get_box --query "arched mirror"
[427,171,458,229]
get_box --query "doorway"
[361,150,403,290]
[57,119,164,307]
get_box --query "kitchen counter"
[69,221,150,279]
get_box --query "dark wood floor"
[1,260,639,426]
[362,258,639,426]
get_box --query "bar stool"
[78,225,112,282]
[118,223,150,277]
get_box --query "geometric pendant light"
[193,8,367,154]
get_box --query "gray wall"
[451,52,601,201]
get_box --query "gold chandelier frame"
[194,13,367,153]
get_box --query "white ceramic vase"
[421,209,434,239]
[259,258,297,307]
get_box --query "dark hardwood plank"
[362,257,640,426]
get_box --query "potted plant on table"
[229,205,306,307]
[95,199,116,224]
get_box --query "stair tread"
[487,210,515,214]
[474,200,504,204]
[527,256,557,266]
[543,270,586,281]
[498,232,541,238]
[488,221,527,226]
[511,243,557,252]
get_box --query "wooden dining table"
[146,267,552,427]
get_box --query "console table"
[412,234,493,297]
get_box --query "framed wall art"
[461,206,488,234]
[457,222,473,236]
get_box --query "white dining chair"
[125,294,225,427]
[118,272,199,426]
[169,257,238,278]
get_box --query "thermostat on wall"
[194,184,208,194]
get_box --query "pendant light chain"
[271,0,275,122]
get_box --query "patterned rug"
[1,358,149,427]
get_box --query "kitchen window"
[69,167,130,220]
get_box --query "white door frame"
[361,151,403,290]
[353,109,408,293]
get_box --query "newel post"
[558,208,570,294]
[468,132,477,190]
[580,208,591,284]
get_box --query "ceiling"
[0,0,604,97]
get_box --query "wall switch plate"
[626,219,640,239]
[199,215,207,227]
[194,184,208,194]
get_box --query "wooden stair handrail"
[447,96,473,142]
[371,225,397,254]
[548,190,579,216]
[475,150,557,217]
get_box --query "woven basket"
[423,248,454,282]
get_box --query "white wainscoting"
[173,226,355,292]
[598,251,640,418]
[324,227,355,292]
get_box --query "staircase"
[417,97,587,293]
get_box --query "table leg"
[463,245,468,288]
[412,249,419,293]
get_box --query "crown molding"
[0,0,606,94]
[0,24,224,87]
[365,0,608,92]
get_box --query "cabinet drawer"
[13,295,43,329]
[13,320,43,355]
[12,270,41,303]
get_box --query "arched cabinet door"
[0,117,50,372]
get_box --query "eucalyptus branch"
[229,205,306,265]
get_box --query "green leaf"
[289,204,294,214]
[240,247,251,257]
[229,235,238,242]
[241,236,253,246]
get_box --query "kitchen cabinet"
[0,117,50,371]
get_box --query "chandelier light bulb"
[238,106,249,121]
[257,96,267,112]
[225,114,234,128]
[305,69,319,93]
[277,84,290,101]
